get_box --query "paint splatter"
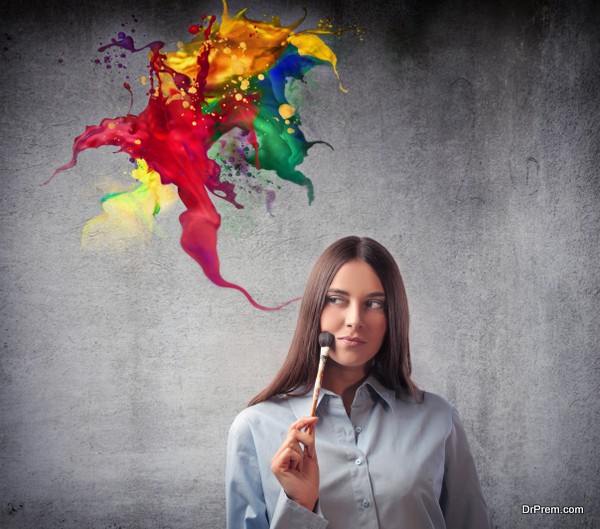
[50,1,345,310]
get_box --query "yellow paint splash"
[81,159,177,247]
[159,0,345,100]
[278,104,295,119]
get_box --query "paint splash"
[50,2,345,310]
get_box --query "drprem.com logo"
[522,505,584,514]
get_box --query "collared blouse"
[226,375,492,529]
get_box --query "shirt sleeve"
[440,408,493,529]
[270,491,329,529]
[226,413,329,529]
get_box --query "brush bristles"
[318,331,335,348]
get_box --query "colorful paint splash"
[50,1,345,310]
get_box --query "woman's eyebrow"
[327,288,385,297]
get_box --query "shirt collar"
[362,374,397,411]
[287,389,326,420]
[287,374,397,419]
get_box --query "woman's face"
[320,259,388,374]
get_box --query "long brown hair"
[248,236,421,406]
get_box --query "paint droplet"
[278,104,295,119]
[189,24,200,34]
[287,127,294,134]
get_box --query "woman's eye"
[366,299,385,310]
[327,296,346,306]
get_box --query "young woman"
[226,236,492,529]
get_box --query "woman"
[226,236,492,529]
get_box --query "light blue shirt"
[226,375,492,529]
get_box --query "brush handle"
[310,350,329,417]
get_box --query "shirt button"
[355,458,363,465]
[362,499,370,508]
[355,426,362,434]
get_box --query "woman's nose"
[345,303,363,328]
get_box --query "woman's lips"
[338,336,366,346]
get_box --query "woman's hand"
[270,416,319,512]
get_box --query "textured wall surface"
[1,0,598,528]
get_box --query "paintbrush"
[310,331,335,417]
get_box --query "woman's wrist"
[285,492,318,512]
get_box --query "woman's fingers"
[273,437,302,458]
[288,417,319,435]
[289,416,318,433]
[274,418,317,455]
[272,445,305,473]
[272,439,309,473]
[270,417,320,512]
[271,417,318,475]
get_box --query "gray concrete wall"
[1,0,598,527]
